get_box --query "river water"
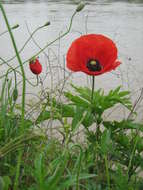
[0,0,143,118]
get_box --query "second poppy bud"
[29,58,42,75]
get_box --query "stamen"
[86,59,102,72]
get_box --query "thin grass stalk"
[0,3,26,129]
[0,3,26,190]
[127,129,140,180]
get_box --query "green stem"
[91,75,95,102]
[0,3,25,128]
[13,151,23,190]
[0,3,26,190]
[104,154,110,190]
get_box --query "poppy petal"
[66,34,121,76]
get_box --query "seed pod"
[44,21,50,27]
[13,88,18,102]
[12,24,19,29]
[76,2,85,12]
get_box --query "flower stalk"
[91,75,95,102]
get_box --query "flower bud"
[11,24,19,30]
[29,58,42,75]
[44,21,50,27]
[13,88,18,102]
[76,2,85,12]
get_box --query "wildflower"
[66,34,121,76]
[29,58,42,75]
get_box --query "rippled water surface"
[0,0,143,101]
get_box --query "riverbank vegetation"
[0,2,143,190]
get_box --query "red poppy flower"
[29,58,42,75]
[66,34,121,76]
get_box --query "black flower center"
[86,59,102,72]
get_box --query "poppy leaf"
[36,111,59,124]
[100,129,112,154]
[71,107,88,131]
[70,84,91,102]
[82,110,95,128]
[103,120,143,132]
[118,91,130,97]
[36,104,75,124]
[64,92,90,108]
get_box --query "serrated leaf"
[101,129,112,154]
[72,107,86,131]
[71,84,91,102]
[103,120,143,132]
[36,104,75,124]
[64,92,90,108]
[82,111,94,128]
[119,91,130,97]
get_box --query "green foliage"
[100,129,112,155]
[113,165,129,190]
[1,76,143,190]
[37,85,132,131]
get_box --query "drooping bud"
[11,24,19,30]
[76,2,85,12]
[43,21,50,27]
[29,58,42,75]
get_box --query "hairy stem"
[91,75,95,102]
